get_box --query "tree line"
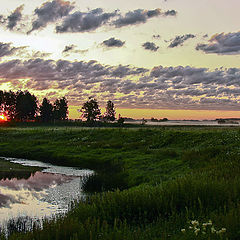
[0,90,118,123]
[80,97,117,123]
[0,90,68,122]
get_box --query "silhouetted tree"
[117,114,125,125]
[104,100,116,122]
[53,97,68,121]
[81,97,101,122]
[39,98,53,122]
[15,91,38,121]
[0,91,16,120]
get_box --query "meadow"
[0,124,240,239]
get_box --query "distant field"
[0,125,240,239]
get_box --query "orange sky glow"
[68,106,240,120]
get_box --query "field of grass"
[0,125,240,239]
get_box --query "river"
[0,157,93,228]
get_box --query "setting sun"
[0,114,7,121]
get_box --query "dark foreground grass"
[0,125,240,239]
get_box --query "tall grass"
[1,126,240,239]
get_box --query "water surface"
[0,157,93,226]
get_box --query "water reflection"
[0,171,33,181]
[0,172,75,191]
[0,158,93,226]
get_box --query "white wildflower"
[194,228,200,235]
[191,220,199,226]
[221,228,226,233]
[208,220,212,226]
[211,227,216,233]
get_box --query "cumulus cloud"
[102,37,125,48]
[0,5,26,31]
[113,8,176,28]
[0,3,177,34]
[56,8,117,33]
[56,7,177,33]
[142,42,159,51]
[1,57,240,111]
[113,9,159,27]
[7,4,24,30]
[168,34,195,48]
[0,42,25,58]
[28,0,74,34]
[196,31,240,54]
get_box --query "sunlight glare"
[0,114,7,121]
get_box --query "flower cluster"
[181,219,227,237]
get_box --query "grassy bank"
[0,125,240,239]
[0,158,43,180]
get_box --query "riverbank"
[0,126,240,239]
[0,158,43,180]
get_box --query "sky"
[1,0,240,120]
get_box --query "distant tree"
[81,97,101,122]
[104,100,116,122]
[15,90,38,121]
[141,118,147,125]
[117,114,125,125]
[151,117,158,122]
[39,98,53,122]
[0,91,16,120]
[159,118,168,122]
[53,97,68,121]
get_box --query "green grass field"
[0,125,240,239]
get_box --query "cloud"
[1,57,240,111]
[102,37,125,48]
[113,9,159,27]
[0,5,26,32]
[0,193,20,208]
[0,172,74,191]
[0,42,51,59]
[62,44,88,56]
[113,8,176,28]
[56,8,117,33]
[7,4,24,30]
[63,44,75,53]
[0,42,24,58]
[17,48,52,59]
[142,42,159,52]
[168,34,195,48]
[153,34,161,39]
[28,0,74,33]
[196,31,240,55]
[56,7,177,33]
[164,10,177,16]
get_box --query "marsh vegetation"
[0,126,240,239]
